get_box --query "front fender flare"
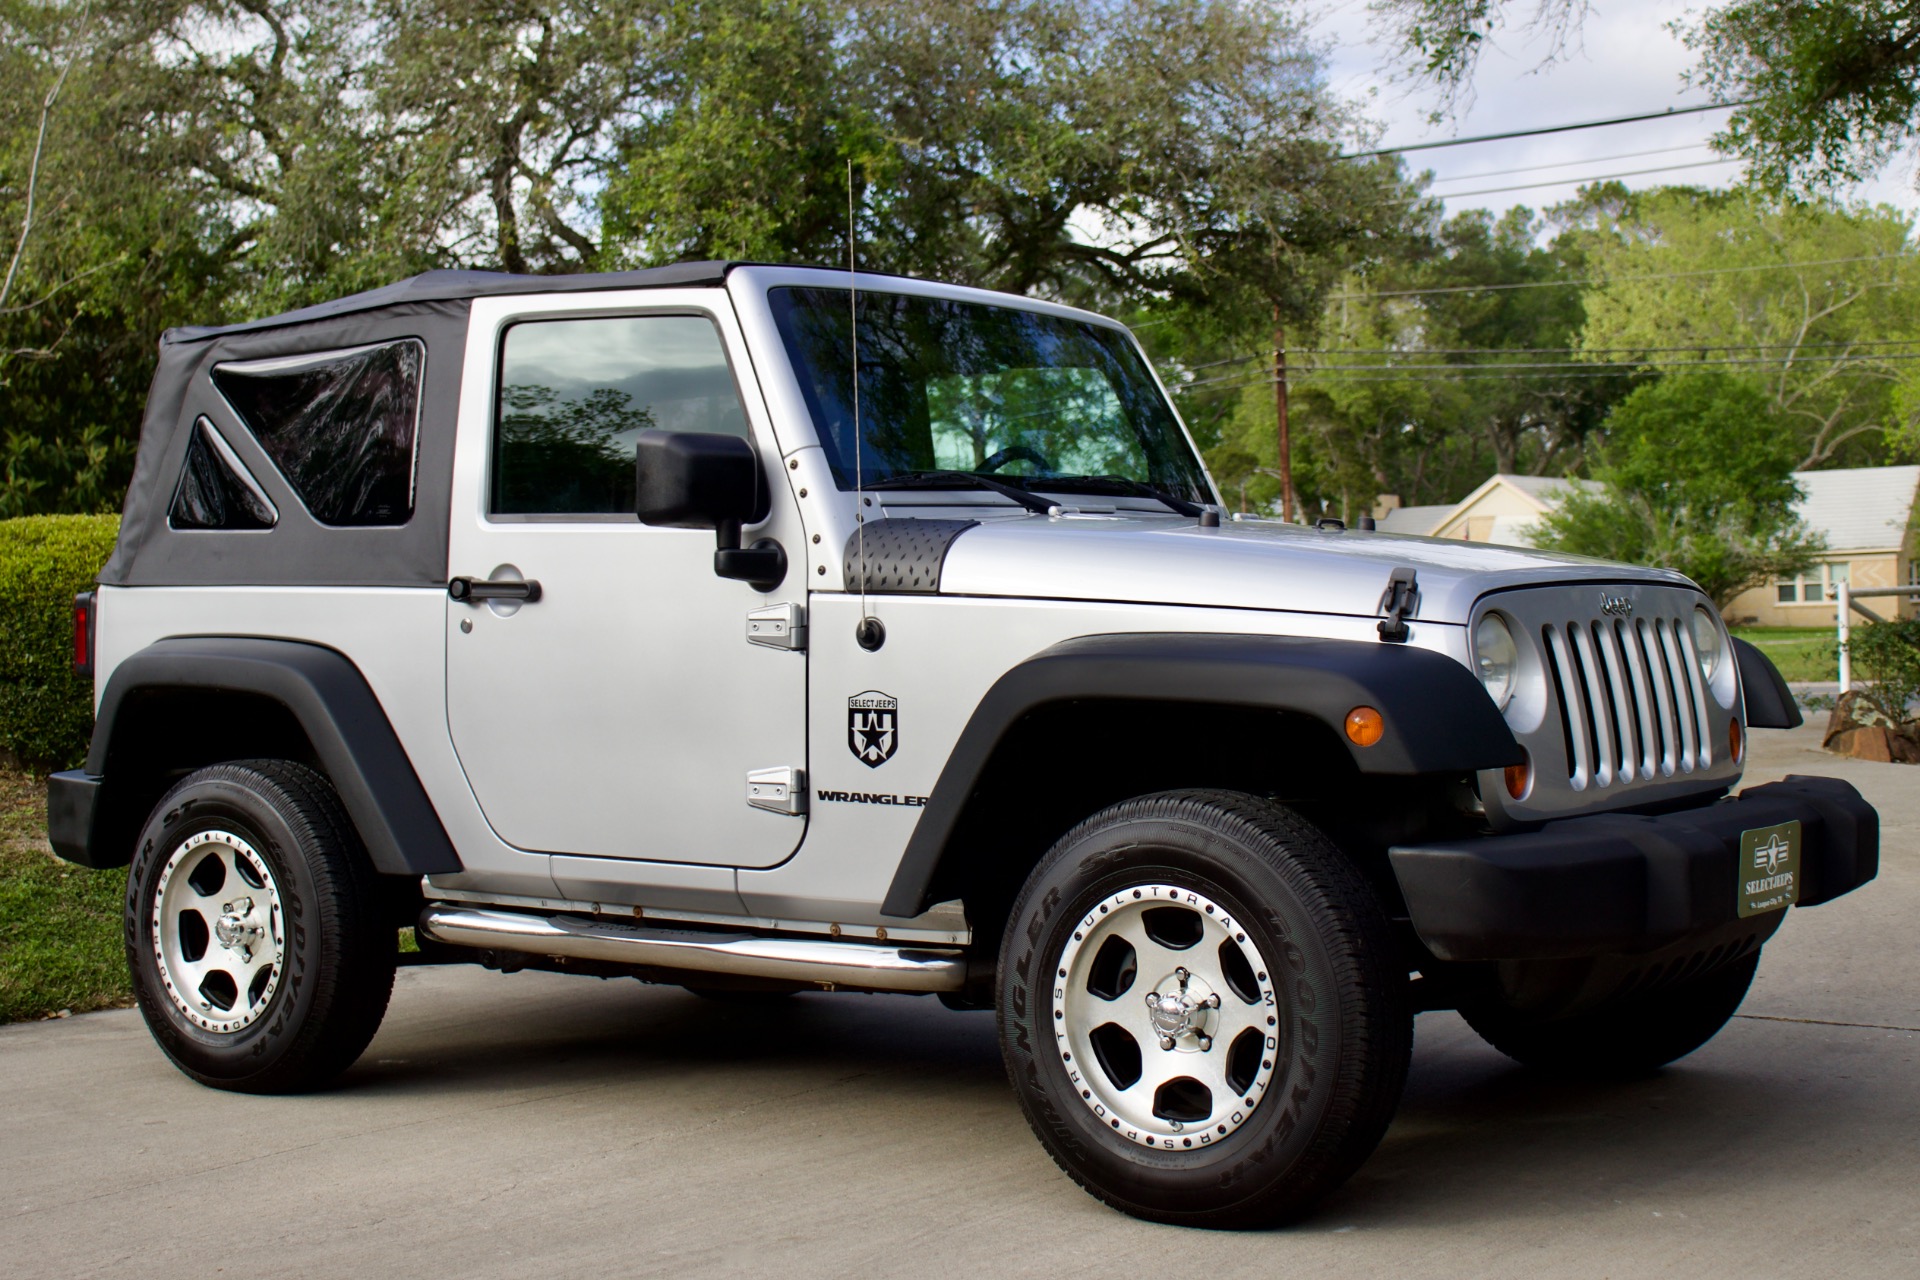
[880,632,1522,918]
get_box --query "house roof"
[1377,504,1452,535]
[1795,465,1920,552]
[1497,472,1605,502]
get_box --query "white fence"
[1835,582,1920,693]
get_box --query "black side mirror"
[635,430,786,591]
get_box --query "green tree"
[1533,371,1822,607]
[1568,187,1920,469]
[1686,2,1920,194]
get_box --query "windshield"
[768,287,1210,504]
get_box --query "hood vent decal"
[843,518,979,594]
[1378,567,1420,643]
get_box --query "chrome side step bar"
[417,905,965,994]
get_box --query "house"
[1379,465,1920,621]
[1374,473,1601,542]
[1722,465,1920,625]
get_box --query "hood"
[926,512,1697,625]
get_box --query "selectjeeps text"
[48,263,1878,1227]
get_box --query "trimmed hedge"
[0,515,121,769]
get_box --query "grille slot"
[1542,614,1712,792]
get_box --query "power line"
[1178,350,1920,394]
[1327,250,1916,301]
[1168,336,1920,378]
[1342,101,1751,160]
[1432,157,1744,200]
[1425,142,1718,185]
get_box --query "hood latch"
[1378,568,1419,643]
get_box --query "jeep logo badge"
[1599,593,1633,617]
[849,691,899,768]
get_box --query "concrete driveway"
[3,722,1915,1279]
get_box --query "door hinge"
[747,602,806,651]
[747,766,807,816]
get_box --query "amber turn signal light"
[1504,751,1532,800]
[1729,718,1744,763]
[1345,706,1385,747]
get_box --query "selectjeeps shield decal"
[849,691,899,768]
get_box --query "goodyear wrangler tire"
[1461,952,1760,1078]
[997,790,1411,1228]
[126,760,395,1094]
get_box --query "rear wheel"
[1462,953,1760,1077]
[126,760,395,1093]
[998,790,1411,1228]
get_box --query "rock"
[1826,724,1920,763]
[1824,690,1919,762]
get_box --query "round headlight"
[1691,605,1723,680]
[1474,613,1518,710]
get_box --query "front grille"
[1541,615,1714,792]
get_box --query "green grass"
[0,768,130,1024]
[1731,625,1840,683]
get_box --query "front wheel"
[998,790,1411,1228]
[126,760,395,1093]
[1461,952,1760,1077]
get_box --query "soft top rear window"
[212,339,424,526]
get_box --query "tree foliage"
[1532,371,1823,607]
[0,0,1404,515]
[1687,2,1920,194]
[1569,187,1920,469]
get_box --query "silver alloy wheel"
[151,830,285,1034]
[1052,884,1279,1149]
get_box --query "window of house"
[168,417,277,530]
[1776,561,1851,604]
[491,314,748,517]
[212,339,424,526]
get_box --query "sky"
[1312,0,1920,222]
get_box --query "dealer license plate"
[1738,820,1803,918]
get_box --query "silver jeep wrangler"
[49,263,1877,1227]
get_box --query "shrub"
[1851,618,1920,728]
[0,515,121,769]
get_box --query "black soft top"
[106,261,738,588]
[163,260,735,344]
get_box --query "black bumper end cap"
[46,770,118,869]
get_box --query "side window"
[212,339,424,526]
[492,314,749,517]
[169,417,278,530]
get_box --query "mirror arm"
[715,537,787,593]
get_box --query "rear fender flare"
[74,637,458,876]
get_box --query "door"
[444,298,807,867]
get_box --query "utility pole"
[1272,305,1293,522]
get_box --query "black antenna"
[850,161,883,652]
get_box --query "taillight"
[73,591,94,678]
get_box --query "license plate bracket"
[1738,819,1803,918]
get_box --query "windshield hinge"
[1378,568,1419,644]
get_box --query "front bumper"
[1388,775,1878,963]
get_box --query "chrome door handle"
[448,576,543,603]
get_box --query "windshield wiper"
[1044,475,1205,517]
[863,470,1057,515]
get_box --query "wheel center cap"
[1149,992,1195,1037]
[1144,966,1221,1050]
[214,898,261,952]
